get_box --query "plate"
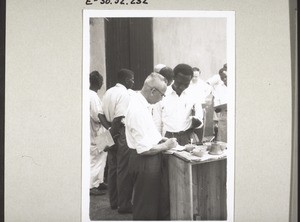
[170,145,186,151]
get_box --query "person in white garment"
[206,63,227,140]
[153,63,204,219]
[189,67,212,142]
[190,67,212,105]
[206,63,227,88]
[158,63,204,143]
[99,68,135,214]
[212,67,228,142]
[125,72,178,220]
[89,71,108,196]
[152,64,174,133]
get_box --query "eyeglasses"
[153,88,166,97]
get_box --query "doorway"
[105,18,154,90]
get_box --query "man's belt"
[166,129,192,137]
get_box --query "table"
[168,150,227,220]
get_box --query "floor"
[89,191,133,221]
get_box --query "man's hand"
[104,144,117,152]
[103,146,110,152]
[98,114,111,130]
[163,138,178,149]
[109,116,124,137]
[140,138,178,156]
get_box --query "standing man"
[152,64,174,133]
[189,67,212,142]
[154,64,204,219]
[190,67,212,105]
[206,63,227,141]
[213,67,228,142]
[125,73,178,220]
[100,68,135,213]
[89,71,107,196]
[159,63,204,145]
[206,64,227,141]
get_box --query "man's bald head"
[141,72,167,104]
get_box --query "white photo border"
[82,10,235,222]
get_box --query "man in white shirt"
[152,64,174,133]
[206,63,227,88]
[158,63,204,144]
[89,71,107,196]
[206,64,227,141]
[212,67,228,142]
[189,67,212,142]
[152,64,203,220]
[99,68,135,213]
[190,67,212,105]
[125,72,178,220]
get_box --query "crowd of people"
[89,63,228,220]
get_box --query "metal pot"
[209,142,223,155]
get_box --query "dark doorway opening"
[105,18,154,90]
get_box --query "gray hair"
[143,72,167,90]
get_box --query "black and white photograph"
[3,1,296,222]
[82,10,235,221]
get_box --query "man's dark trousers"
[107,126,133,211]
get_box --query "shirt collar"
[89,89,97,95]
[115,83,127,89]
[136,92,151,108]
[169,85,188,96]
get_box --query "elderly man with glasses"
[125,72,178,220]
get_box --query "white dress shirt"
[206,74,222,88]
[101,83,130,122]
[155,87,203,134]
[125,92,162,154]
[212,82,228,107]
[189,79,212,104]
[89,90,107,188]
[150,85,173,134]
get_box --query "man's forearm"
[109,116,124,137]
[98,114,111,130]
[190,117,202,129]
[140,143,170,156]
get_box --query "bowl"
[195,145,208,151]
[184,144,196,152]
[192,148,206,157]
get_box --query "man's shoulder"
[89,90,100,100]
[104,85,126,97]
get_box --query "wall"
[90,18,106,98]
[153,17,227,80]
[90,17,227,91]
[153,17,227,137]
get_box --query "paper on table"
[164,145,185,154]
[171,145,186,151]
[94,130,115,152]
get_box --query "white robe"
[90,90,108,188]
